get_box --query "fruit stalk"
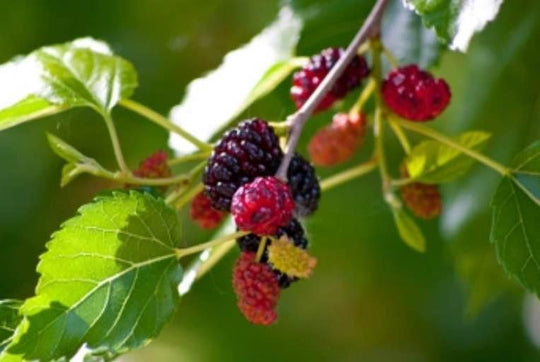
[275,0,390,180]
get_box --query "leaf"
[0,37,137,132]
[2,191,182,361]
[403,0,504,51]
[0,96,64,132]
[168,6,303,154]
[241,57,307,111]
[510,140,540,201]
[491,142,540,296]
[47,133,91,163]
[0,301,22,353]
[406,131,491,184]
[35,40,137,113]
[392,208,426,252]
[382,0,443,68]
[47,133,110,186]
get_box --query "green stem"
[102,112,131,175]
[165,162,206,205]
[381,45,399,67]
[178,238,237,296]
[189,161,207,180]
[389,121,411,154]
[375,109,392,187]
[67,161,191,187]
[392,117,509,176]
[357,40,371,56]
[168,150,212,166]
[350,78,376,116]
[255,237,269,262]
[120,99,213,151]
[175,231,248,259]
[371,43,388,183]
[320,158,378,191]
[123,173,190,186]
[390,177,413,188]
[171,182,204,209]
[192,240,236,281]
[371,40,401,209]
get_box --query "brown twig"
[275,0,390,181]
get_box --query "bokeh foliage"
[0,0,538,360]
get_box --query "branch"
[275,0,390,180]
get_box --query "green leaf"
[35,40,137,113]
[392,208,426,252]
[491,142,540,297]
[510,140,540,201]
[382,0,443,68]
[241,57,307,111]
[0,96,64,132]
[47,133,90,164]
[0,37,137,132]
[169,7,302,154]
[47,133,110,186]
[403,0,504,51]
[2,191,182,361]
[406,131,491,184]
[0,301,22,353]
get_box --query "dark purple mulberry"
[203,119,283,210]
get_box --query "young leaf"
[35,40,137,113]
[406,131,491,184]
[402,0,504,51]
[382,0,442,68]
[169,6,302,154]
[47,133,91,164]
[0,37,137,132]
[0,300,22,353]
[47,133,110,186]
[491,142,540,297]
[392,208,426,252]
[2,191,182,361]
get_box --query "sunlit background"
[0,0,539,360]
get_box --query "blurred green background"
[0,0,539,361]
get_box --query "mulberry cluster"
[198,118,320,325]
[202,119,320,221]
